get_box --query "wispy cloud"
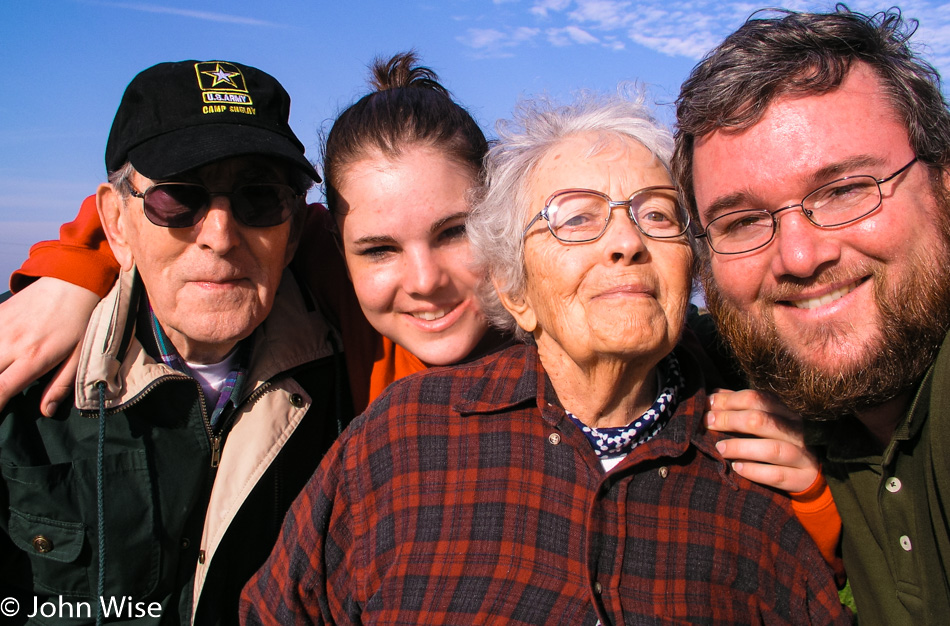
[457,0,950,76]
[547,25,599,46]
[531,0,571,19]
[458,26,541,58]
[80,1,287,27]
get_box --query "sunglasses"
[127,181,300,228]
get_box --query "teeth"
[412,309,448,321]
[791,281,860,310]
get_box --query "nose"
[601,205,648,264]
[403,246,448,296]
[194,195,240,255]
[770,207,840,278]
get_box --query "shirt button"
[900,535,913,551]
[548,433,561,445]
[290,393,305,407]
[658,466,669,478]
[31,535,53,553]
[886,477,902,493]
[593,582,603,595]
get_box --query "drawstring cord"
[96,381,107,626]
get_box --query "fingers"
[714,430,819,493]
[715,436,814,469]
[41,346,82,417]
[723,458,818,494]
[0,351,65,411]
[0,277,100,414]
[0,359,39,412]
[706,390,804,445]
[709,388,800,420]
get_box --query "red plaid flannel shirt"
[241,342,849,625]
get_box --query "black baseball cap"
[105,60,320,182]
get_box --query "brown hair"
[673,6,950,233]
[323,51,488,214]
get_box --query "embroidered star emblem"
[201,63,240,88]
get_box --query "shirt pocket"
[2,448,161,598]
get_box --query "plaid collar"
[567,351,685,460]
[146,299,249,433]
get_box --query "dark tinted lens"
[143,184,209,228]
[231,184,296,227]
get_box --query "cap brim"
[126,123,320,182]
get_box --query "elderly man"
[674,7,950,623]
[0,60,350,625]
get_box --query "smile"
[787,278,864,310]
[411,309,449,321]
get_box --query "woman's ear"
[496,281,537,334]
[96,183,135,272]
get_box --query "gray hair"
[467,89,674,340]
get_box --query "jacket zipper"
[82,374,218,468]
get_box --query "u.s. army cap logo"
[194,61,256,115]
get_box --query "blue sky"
[2,0,949,282]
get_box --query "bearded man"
[674,7,950,624]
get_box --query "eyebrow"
[351,211,470,247]
[352,234,396,247]
[430,211,469,233]
[700,154,887,219]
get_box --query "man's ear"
[97,183,135,272]
[495,281,537,334]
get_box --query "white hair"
[467,88,677,339]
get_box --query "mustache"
[764,262,878,303]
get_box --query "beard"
[702,178,950,421]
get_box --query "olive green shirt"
[815,332,950,625]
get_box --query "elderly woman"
[240,94,848,624]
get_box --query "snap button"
[290,393,305,408]
[31,535,53,553]
[548,433,561,445]
[198,549,206,564]
[886,477,902,493]
[658,466,669,479]
[593,581,603,595]
[900,535,913,551]
[181,538,190,549]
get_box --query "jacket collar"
[74,268,336,412]
[452,341,730,479]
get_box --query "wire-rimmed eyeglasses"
[695,157,918,255]
[521,186,691,244]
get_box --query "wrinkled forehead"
[529,134,670,198]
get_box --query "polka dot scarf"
[566,351,684,461]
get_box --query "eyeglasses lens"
[143,183,295,228]
[630,189,685,237]
[144,184,209,228]
[550,189,685,242]
[550,192,607,241]
[233,184,295,227]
